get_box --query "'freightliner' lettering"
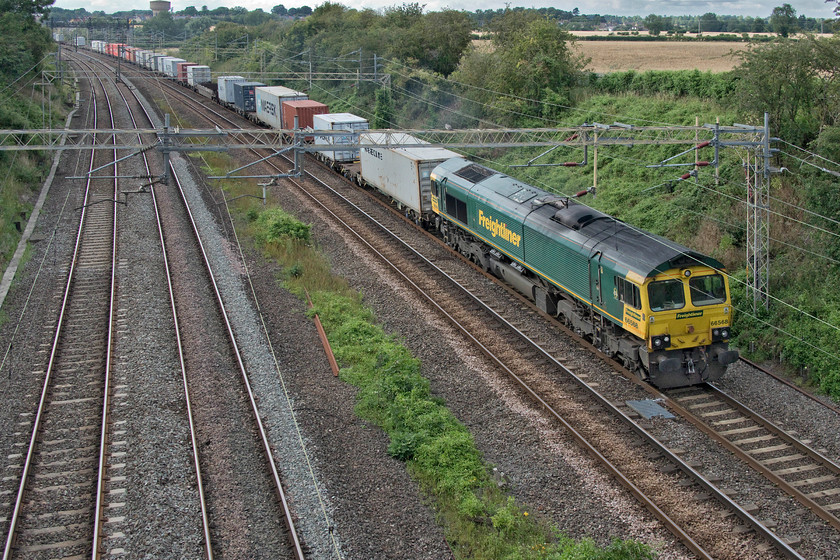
[478,210,521,247]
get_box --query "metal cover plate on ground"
[626,399,675,419]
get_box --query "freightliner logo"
[676,310,704,319]
[478,210,521,247]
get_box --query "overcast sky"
[53,0,838,19]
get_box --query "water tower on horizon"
[150,0,171,16]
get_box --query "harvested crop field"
[572,41,748,73]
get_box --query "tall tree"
[733,36,840,146]
[644,14,668,36]
[698,13,722,32]
[770,3,798,37]
[373,87,394,128]
[0,0,54,19]
[455,10,585,119]
[0,0,52,81]
[397,9,472,76]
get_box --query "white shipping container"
[75,36,86,47]
[148,53,163,70]
[217,76,245,104]
[164,58,185,77]
[254,86,308,130]
[156,56,174,73]
[313,113,369,163]
[187,65,211,86]
[359,132,459,216]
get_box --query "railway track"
[665,383,840,531]
[80,50,840,558]
[2,58,119,559]
[78,52,307,559]
[0,50,311,558]
[129,74,808,558]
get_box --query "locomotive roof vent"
[455,163,495,183]
[551,203,610,230]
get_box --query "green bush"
[591,69,738,101]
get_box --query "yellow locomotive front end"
[635,266,739,387]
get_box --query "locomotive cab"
[636,267,739,387]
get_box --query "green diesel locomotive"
[431,157,739,388]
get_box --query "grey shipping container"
[359,132,459,216]
[233,82,264,113]
[217,76,245,104]
[75,36,86,47]
[164,58,185,77]
[253,86,308,130]
[156,56,174,73]
[313,113,369,163]
[187,65,211,86]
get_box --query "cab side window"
[615,276,641,309]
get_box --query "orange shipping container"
[281,100,329,131]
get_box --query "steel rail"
[150,73,803,559]
[85,56,120,560]
[168,164,305,560]
[80,49,303,559]
[3,63,119,560]
[663,383,840,533]
[104,62,215,559]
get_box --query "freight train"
[85,41,739,388]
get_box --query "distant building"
[150,1,170,16]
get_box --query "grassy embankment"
[193,149,656,559]
[0,63,71,322]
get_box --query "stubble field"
[571,41,749,73]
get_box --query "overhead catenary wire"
[251,46,840,270]
[84,41,840,355]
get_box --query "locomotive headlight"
[651,335,671,349]
[712,328,730,342]
[724,307,730,314]
[683,269,692,277]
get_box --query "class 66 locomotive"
[430,157,739,389]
